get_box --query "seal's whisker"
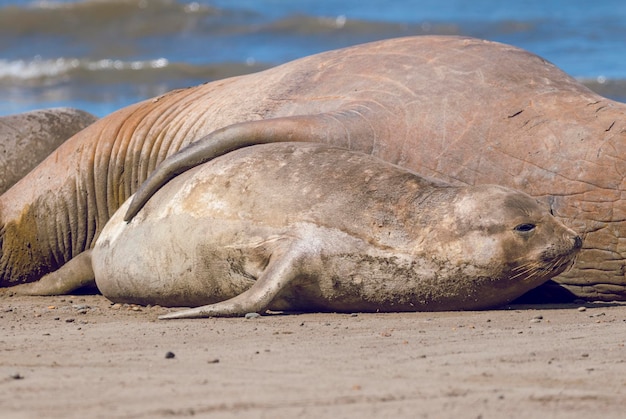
[510,268,534,280]
[510,262,541,280]
[510,262,535,276]
[510,246,579,282]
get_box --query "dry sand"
[2,294,625,418]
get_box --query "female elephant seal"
[92,143,581,318]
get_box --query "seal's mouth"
[534,235,583,275]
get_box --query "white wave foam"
[0,58,75,80]
[84,58,169,71]
[27,0,148,10]
[0,57,170,81]
[23,0,210,13]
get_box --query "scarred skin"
[1,35,624,301]
[91,143,581,318]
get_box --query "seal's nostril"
[573,236,583,249]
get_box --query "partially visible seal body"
[0,108,97,193]
[93,143,582,318]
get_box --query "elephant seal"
[0,36,621,302]
[0,107,97,193]
[90,143,581,318]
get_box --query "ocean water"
[0,0,624,117]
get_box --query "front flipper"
[124,109,377,222]
[159,245,310,319]
[3,250,95,296]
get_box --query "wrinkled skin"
[90,143,581,318]
[0,107,97,193]
[1,36,623,301]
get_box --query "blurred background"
[0,0,624,117]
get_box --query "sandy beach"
[2,294,625,418]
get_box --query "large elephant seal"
[89,143,581,318]
[0,107,97,193]
[0,36,621,302]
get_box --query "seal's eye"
[514,223,536,233]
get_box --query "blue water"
[0,0,624,116]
